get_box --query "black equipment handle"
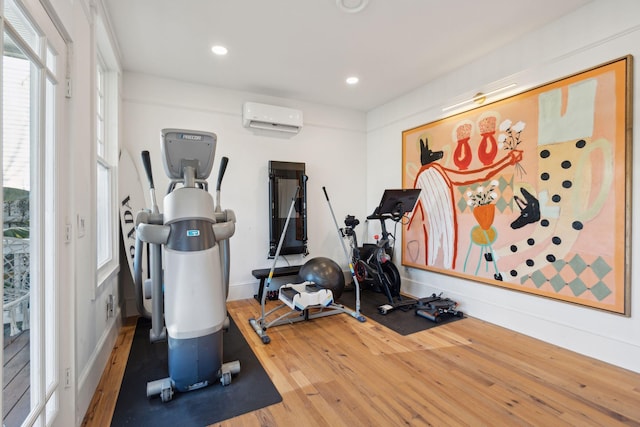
[367,212,396,221]
[216,156,229,191]
[322,186,329,201]
[141,150,154,189]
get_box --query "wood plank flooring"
[82,298,640,426]
[81,317,136,427]
[3,329,30,427]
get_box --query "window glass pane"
[3,31,32,427]
[2,34,30,191]
[97,120,104,158]
[96,64,105,158]
[96,94,103,118]
[4,0,41,58]
[96,162,111,267]
[96,63,103,92]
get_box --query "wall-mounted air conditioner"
[242,102,303,134]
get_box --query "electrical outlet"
[65,223,72,243]
[77,214,86,238]
[106,294,115,319]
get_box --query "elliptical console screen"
[161,128,217,180]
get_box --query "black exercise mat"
[340,287,464,335]
[111,316,282,426]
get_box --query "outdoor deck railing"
[3,237,30,336]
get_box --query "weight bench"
[252,265,302,301]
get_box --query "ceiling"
[104,0,592,112]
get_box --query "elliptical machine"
[133,129,239,402]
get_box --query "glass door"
[2,0,67,425]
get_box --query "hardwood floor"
[82,298,640,426]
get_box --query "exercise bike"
[342,213,400,304]
[341,189,420,306]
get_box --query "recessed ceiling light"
[336,0,369,13]
[211,45,228,56]
[346,76,359,85]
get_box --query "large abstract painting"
[401,56,632,314]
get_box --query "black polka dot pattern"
[507,139,589,281]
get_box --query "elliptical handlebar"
[141,150,160,214]
[215,156,229,214]
[141,150,154,189]
[216,156,229,191]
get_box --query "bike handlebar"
[366,212,402,222]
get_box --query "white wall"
[121,73,367,310]
[47,0,124,425]
[367,0,640,373]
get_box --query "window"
[96,57,111,268]
[95,17,119,284]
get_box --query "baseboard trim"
[75,308,122,424]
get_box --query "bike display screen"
[373,189,421,217]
